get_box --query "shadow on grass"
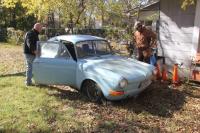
[40,85,89,102]
[43,81,186,118]
[0,129,51,133]
[91,120,166,133]
[182,85,200,99]
[0,72,25,78]
[30,82,188,132]
[110,82,186,118]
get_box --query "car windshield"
[76,40,112,58]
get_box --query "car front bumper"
[106,79,152,100]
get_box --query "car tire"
[83,80,104,103]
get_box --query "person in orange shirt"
[133,21,157,63]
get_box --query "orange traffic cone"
[172,64,179,84]
[162,64,168,81]
[156,63,161,79]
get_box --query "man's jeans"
[24,54,35,85]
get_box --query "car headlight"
[119,78,128,88]
[152,68,157,75]
[150,68,157,80]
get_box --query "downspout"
[158,0,164,58]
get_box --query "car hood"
[81,55,154,83]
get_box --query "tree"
[0,1,36,30]
[1,0,139,31]
[181,0,196,10]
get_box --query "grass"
[0,43,200,132]
[0,73,83,132]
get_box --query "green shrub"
[104,26,132,42]
[7,27,25,45]
[39,35,48,41]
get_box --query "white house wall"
[193,0,200,53]
[158,0,197,76]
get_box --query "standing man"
[23,23,43,86]
[133,21,157,63]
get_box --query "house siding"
[158,0,197,76]
[193,0,200,53]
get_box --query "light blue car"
[33,35,155,102]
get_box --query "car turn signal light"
[109,90,125,96]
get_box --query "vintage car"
[33,35,155,102]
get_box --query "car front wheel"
[83,80,104,103]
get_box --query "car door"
[33,41,77,86]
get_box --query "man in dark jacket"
[24,23,42,86]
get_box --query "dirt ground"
[56,82,200,132]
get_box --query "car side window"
[38,41,70,59]
[59,43,70,58]
[61,40,77,61]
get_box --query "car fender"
[77,68,123,97]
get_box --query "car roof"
[48,35,106,44]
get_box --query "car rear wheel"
[83,80,104,103]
